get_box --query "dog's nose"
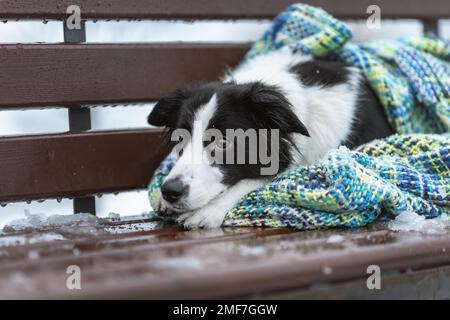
[161,177,188,203]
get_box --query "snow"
[105,222,159,234]
[388,211,450,235]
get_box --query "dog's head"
[148,81,309,213]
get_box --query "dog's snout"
[161,177,188,203]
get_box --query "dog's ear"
[148,87,191,127]
[248,83,310,137]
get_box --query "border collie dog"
[147,50,393,229]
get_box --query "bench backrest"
[0,0,447,213]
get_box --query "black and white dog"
[148,50,393,229]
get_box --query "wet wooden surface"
[0,217,448,299]
[0,0,448,20]
[0,43,248,108]
[0,129,171,202]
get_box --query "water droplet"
[56,197,62,203]
[0,202,7,207]
[322,265,333,275]
[2,20,8,24]
[26,200,32,204]
[42,19,48,24]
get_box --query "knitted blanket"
[149,4,450,230]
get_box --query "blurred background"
[0,18,449,227]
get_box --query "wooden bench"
[0,0,449,299]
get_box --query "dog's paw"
[152,192,174,215]
[182,207,226,230]
[176,212,194,224]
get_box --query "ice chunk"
[388,211,449,235]
[4,211,47,231]
[337,145,351,152]
[238,245,266,256]
[10,272,30,286]
[326,234,345,244]
[108,212,121,221]
[438,187,447,200]
[27,250,40,261]
[2,211,107,236]
[321,265,333,275]
[153,256,204,270]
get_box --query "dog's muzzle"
[161,176,188,204]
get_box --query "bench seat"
[0,217,449,299]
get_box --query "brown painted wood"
[0,0,448,20]
[0,222,448,299]
[0,129,171,202]
[0,43,249,108]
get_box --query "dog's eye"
[174,135,185,156]
[215,137,232,150]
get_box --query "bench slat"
[0,0,449,20]
[0,43,248,108]
[0,129,170,202]
[0,226,293,268]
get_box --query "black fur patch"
[149,81,311,186]
[343,81,394,148]
[147,83,218,131]
[208,82,309,185]
[290,59,351,87]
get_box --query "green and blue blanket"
[149,4,450,230]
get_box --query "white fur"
[226,49,361,165]
[177,178,267,229]
[162,95,227,212]
[156,50,361,229]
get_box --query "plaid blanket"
[149,4,450,229]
